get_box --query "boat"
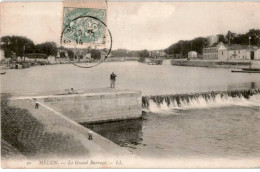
[231,70,260,73]
[0,71,6,75]
[241,68,260,72]
[232,59,260,73]
[147,62,157,65]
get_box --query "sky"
[1,1,260,50]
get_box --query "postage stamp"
[61,7,107,46]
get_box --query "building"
[173,54,183,59]
[25,53,48,61]
[47,56,56,64]
[149,50,166,58]
[203,42,223,60]
[159,51,166,57]
[203,42,260,61]
[207,35,219,46]
[188,51,197,59]
[0,49,4,61]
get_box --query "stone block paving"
[4,98,133,159]
[1,139,26,160]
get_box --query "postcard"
[1,0,260,168]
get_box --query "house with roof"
[188,51,198,59]
[203,42,260,61]
[203,42,223,60]
[149,50,167,58]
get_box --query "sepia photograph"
[0,0,260,168]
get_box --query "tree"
[0,36,34,57]
[165,29,260,58]
[138,49,149,62]
[138,49,149,57]
[217,34,226,44]
[225,31,237,44]
[165,37,207,57]
[35,42,57,56]
[67,49,75,60]
[91,49,101,60]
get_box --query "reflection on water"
[251,82,256,89]
[82,118,144,150]
[227,82,259,90]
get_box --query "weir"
[142,89,260,111]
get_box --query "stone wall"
[27,89,142,123]
[171,59,251,69]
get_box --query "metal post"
[23,45,25,61]
[249,36,251,69]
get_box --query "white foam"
[144,93,260,113]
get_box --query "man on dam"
[110,72,117,88]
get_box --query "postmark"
[60,7,112,68]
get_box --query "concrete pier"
[12,88,142,123]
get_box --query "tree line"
[2,29,259,60]
[111,49,140,57]
[165,29,260,57]
[111,49,150,62]
[0,36,59,58]
[0,35,106,61]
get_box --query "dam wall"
[12,89,142,123]
[142,89,260,112]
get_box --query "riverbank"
[171,59,260,69]
[0,57,139,70]
[142,58,163,65]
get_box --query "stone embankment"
[1,91,137,167]
[171,59,259,69]
[12,88,142,123]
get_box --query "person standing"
[110,72,117,88]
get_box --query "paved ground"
[1,139,26,160]
[1,95,134,160]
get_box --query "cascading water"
[142,89,260,112]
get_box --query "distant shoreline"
[0,57,139,70]
[171,59,260,69]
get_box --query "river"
[1,61,260,159]
[1,61,260,95]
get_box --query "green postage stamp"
[61,7,106,46]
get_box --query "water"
[1,61,260,95]
[142,90,260,112]
[85,105,260,159]
[1,61,260,158]
[84,88,260,158]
